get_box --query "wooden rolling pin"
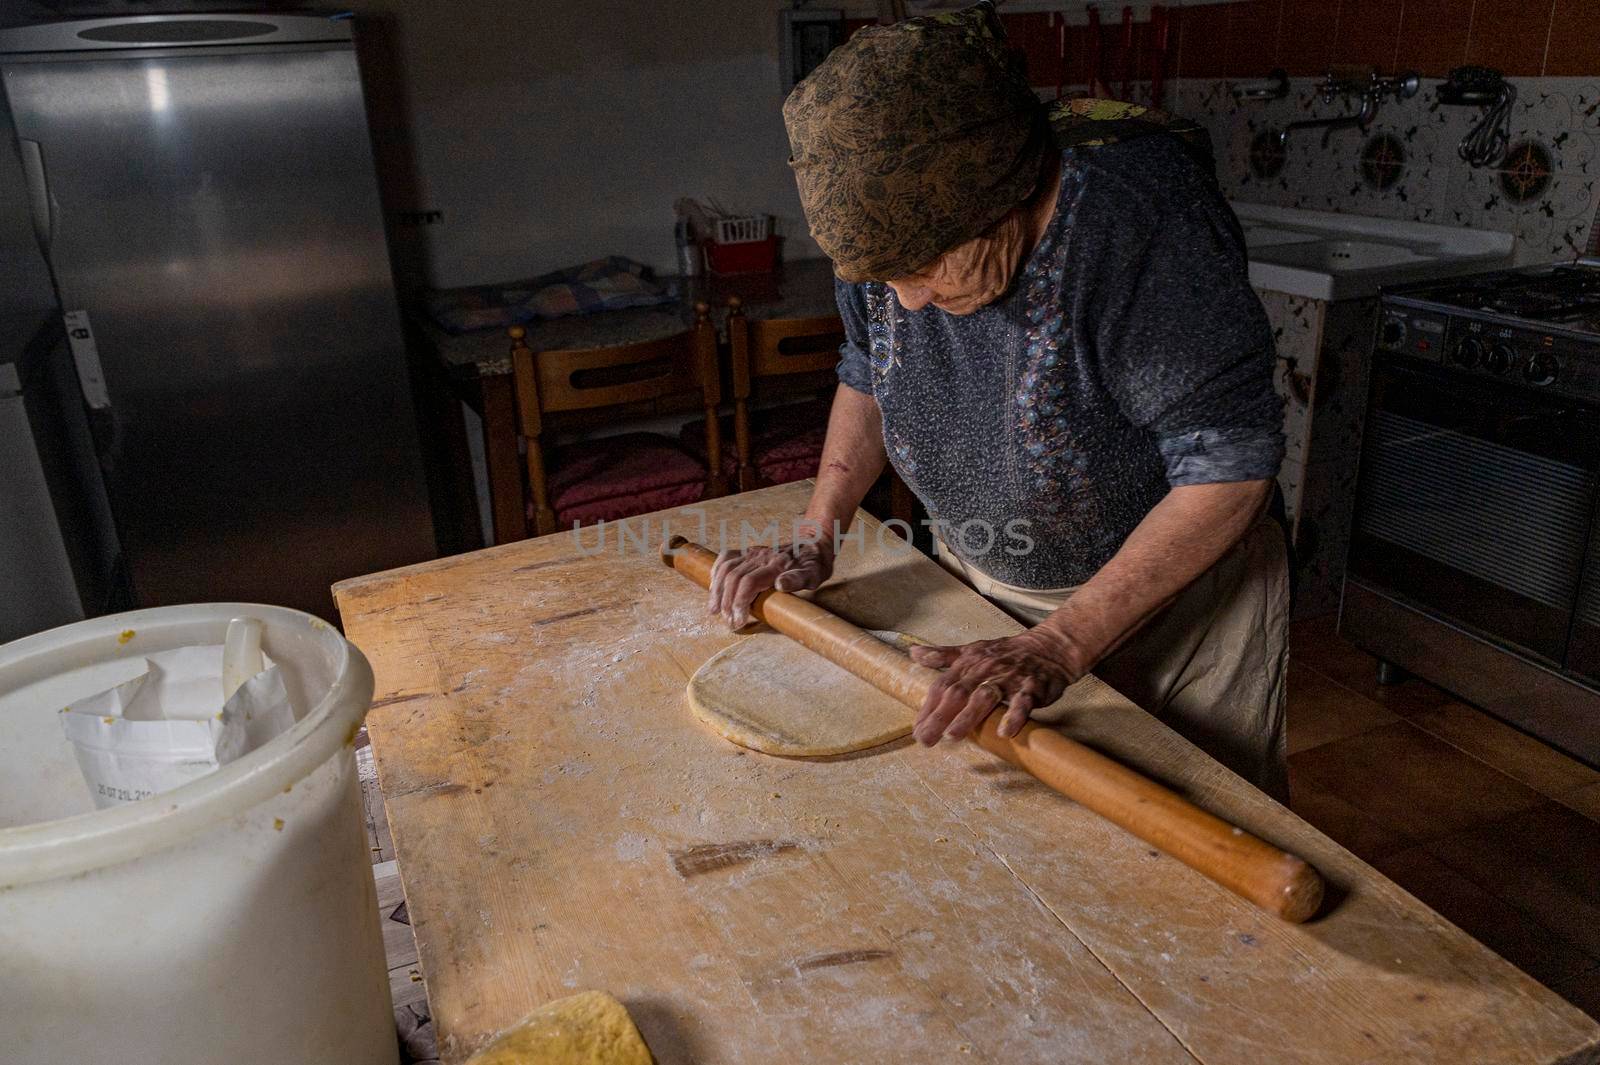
[663,537,1324,923]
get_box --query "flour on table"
[686,630,919,756]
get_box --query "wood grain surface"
[334,483,1600,1065]
[665,537,1324,922]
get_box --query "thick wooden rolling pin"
[664,537,1324,923]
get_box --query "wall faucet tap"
[1278,70,1421,149]
[1316,73,1362,105]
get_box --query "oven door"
[1349,357,1600,665]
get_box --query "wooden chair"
[510,303,723,536]
[725,296,845,492]
[724,295,920,534]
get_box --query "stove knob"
[1524,353,1560,386]
[1380,318,1406,349]
[1486,344,1514,375]
[1453,337,1485,368]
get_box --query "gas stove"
[1394,261,1600,328]
[1377,261,1600,401]
[1352,257,1600,768]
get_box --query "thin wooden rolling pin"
[664,536,1325,923]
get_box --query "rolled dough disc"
[686,629,919,756]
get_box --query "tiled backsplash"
[1172,76,1600,264]
[983,1,1600,260]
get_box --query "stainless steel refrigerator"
[0,13,437,628]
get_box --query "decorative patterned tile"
[1443,83,1600,261]
[1306,297,1377,467]
[1294,453,1362,617]
[1253,289,1369,616]
[1256,289,1323,530]
[1359,132,1407,190]
[1163,73,1600,615]
[1175,75,1600,264]
[1292,299,1370,612]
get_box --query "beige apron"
[935,519,1291,802]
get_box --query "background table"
[412,259,840,546]
[334,483,1600,1064]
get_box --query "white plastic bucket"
[0,604,397,1065]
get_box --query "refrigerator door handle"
[63,310,112,412]
[19,139,54,253]
[18,141,112,419]
[61,310,120,470]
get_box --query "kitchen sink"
[1263,239,1432,271]
[1241,226,1323,249]
[1231,202,1516,301]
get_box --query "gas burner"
[1388,264,1600,334]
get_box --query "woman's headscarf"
[782,2,1049,283]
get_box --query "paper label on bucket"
[59,645,296,809]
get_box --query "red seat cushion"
[540,432,708,527]
[681,398,830,487]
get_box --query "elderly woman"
[710,3,1289,799]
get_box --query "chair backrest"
[726,298,845,400]
[510,303,723,535]
[511,308,718,427]
[725,297,845,492]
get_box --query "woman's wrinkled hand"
[708,539,835,629]
[907,627,1086,744]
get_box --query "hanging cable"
[1459,80,1516,168]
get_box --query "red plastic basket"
[703,235,778,275]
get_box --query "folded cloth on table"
[424,256,673,334]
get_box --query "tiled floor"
[1287,613,1600,1019]
[358,614,1600,1057]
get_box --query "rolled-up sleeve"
[1078,145,1284,488]
[1157,425,1285,486]
[834,276,874,395]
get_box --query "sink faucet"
[1277,71,1421,149]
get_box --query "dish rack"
[713,215,769,244]
[705,214,777,275]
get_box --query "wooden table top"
[333,483,1600,1065]
[419,258,840,380]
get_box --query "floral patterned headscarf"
[783,2,1047,283]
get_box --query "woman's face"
[884,158,1058,316]
[886,227,1015,316]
